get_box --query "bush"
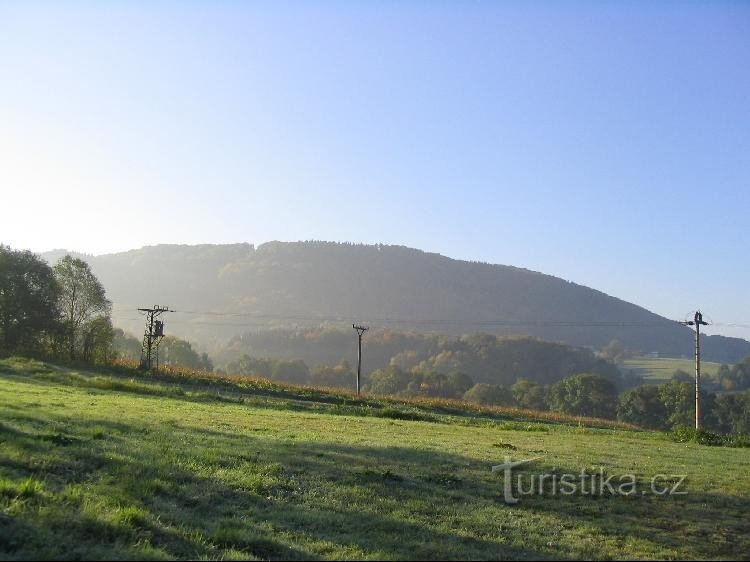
[670,426,750,448]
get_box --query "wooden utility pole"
[682,311,709,429]
[353,324,369,396]
[138,305,170,370]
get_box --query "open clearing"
[0,358,748,560]
[621,357,723,383]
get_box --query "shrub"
[670,426,750,448]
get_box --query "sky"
[1,1,749,339]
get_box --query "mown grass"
[622,357,723,382]
[0,357,748,560]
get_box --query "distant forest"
[3,242,748,434]
[210,327,750,434]
[42,241,750,363]
[217,327,622,386]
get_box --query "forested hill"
[41,242,750,362]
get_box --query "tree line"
[114,330,213,371]
[223,351,749,435]
[220,328,625,386]
[3,244,747,435]
[0,246,112,362]
[0,246,212,371]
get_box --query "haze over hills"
[41,242,750,363]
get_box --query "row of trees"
[220,328,625,387]
[619,379,750,433]
[113,330,213,371]
[366,368,623,418]
[223,350,749,434]
[392,367,749,434]
[0,247,112,362]
[1,246,215,371]
[223,354,350,386]
[224,354,311,383]
[224,354,623,407]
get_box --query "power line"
[114,312,750,330]
[144,309,690,327]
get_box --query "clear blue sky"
[1,1,748,338]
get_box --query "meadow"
[0,357,748,560]
[621,357,723,383]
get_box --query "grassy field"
[0,358,748,560]
[621,357,723,383]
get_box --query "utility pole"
[138,305,170,370]
[352,324,369,396]
[682,311,709,429]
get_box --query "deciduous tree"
[0,246,60,356]
[547,373,618,419]
[54,256,110,359]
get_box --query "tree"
[463,383,515,406]
[617,385,668,429]
[112,328,142,361]
[712,391,750,434]
[0,246,61,356]
[403,370,456,398]
[364,366,412,395]
[226,355,274,377]
[600,339,631,364]
[717,359,750,391]
[271,359,309,384]
[81,315,114,364]
[716,364,737,390]
[160,336,213,371]
[446,371,474,396]
[511,378,548,411]
[618,369,645,390]
[310,360,354,389]
[53,256,110,359]
[737,358,750,389]
[658,379,694,428]
[547,373,618,419]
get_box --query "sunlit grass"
[622,357,723,382]
[0,357,748,560]
[101,357,638,430]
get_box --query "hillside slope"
[0,358,748,560]
[42,242,750,362]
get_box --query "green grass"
[622,357,723,383]
[0,357,748,560]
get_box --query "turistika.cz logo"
[492,456,688,504]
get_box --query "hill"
[41,242,750,362]
[0,357,748,559]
